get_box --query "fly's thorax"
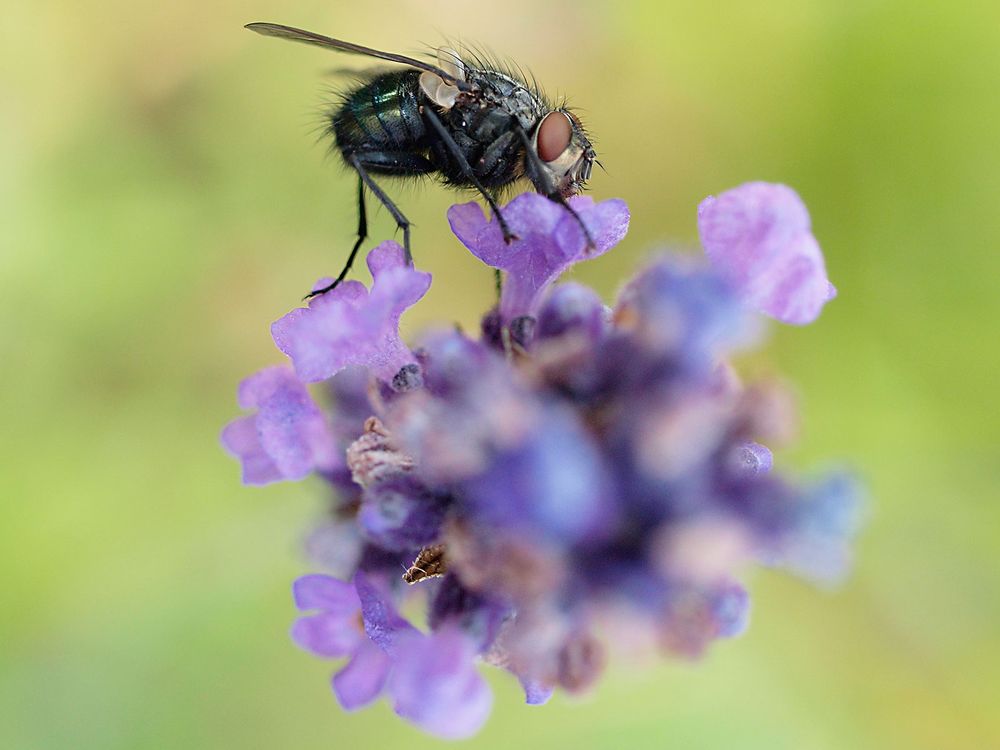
[469,69,548,132]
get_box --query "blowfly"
[246,23,598,297]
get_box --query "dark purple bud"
[535,283,608,342]
[391,363,424,392]
[508,315,536,349]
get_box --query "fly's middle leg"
[422,108,518,245]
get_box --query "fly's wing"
[246,23,473,90]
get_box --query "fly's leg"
[305,175,366,299]
[306,151,432,299]
[349,153,413,264]
[422,107,518,244]
[515,125,596,249]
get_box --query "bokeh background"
[3,1,999,748]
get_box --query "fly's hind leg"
[306,151,433,299]
[350,153,420,266]
[306,175,366,299]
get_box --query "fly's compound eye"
[537,111,573,162]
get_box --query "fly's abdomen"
[331,70,428,171]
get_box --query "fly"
[246,23,598,298]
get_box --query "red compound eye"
[537,111,572,162]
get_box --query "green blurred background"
[3,1,999,748]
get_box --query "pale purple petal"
[520,677,554,706]
[292,574,360,613]
[388,627,493,740]
[271,242,431,382]
[713,582,751,638]
[220,416,282,485]
[221,366,338,485]
[448,193,629,322]
[698,182,836,325]
[290,575,366,657]
[777,472,865,585]
[291,612,363,658]
[354,571,420,655]
[727,442,773,477]
[332,639,392,710]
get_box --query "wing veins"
[245,23,473,91]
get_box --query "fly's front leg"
[422,107,518,244]
[515,125,596,250]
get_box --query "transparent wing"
[245,23,472,90]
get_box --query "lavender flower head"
[223,183,862,738]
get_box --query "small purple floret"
[698,182,836,325]
[271,242,431,382]
[520,678,555,706]
[449,193,629,322]
[389,626,492,740]
[779,472,865,584]
[290,574,392,711]
[730,442,774,477]
[220,366,337,485]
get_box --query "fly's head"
[531,109,596,198]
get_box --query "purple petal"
[388,627,493,739]
[292,574,360,612]
[448,194,629,322]
[221,366,338,485]
[698,182,836,325]
[449,194,564,267]
[291,611,363,658]
[220,416,283,485]
[354,571,420,655]
[519,677,554,706]
[778,472,865,584]
[290,576,366,657]
[332,639,391,710]
[728,442,773,477]
[271,242,431,382]
[713,582,751,638]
